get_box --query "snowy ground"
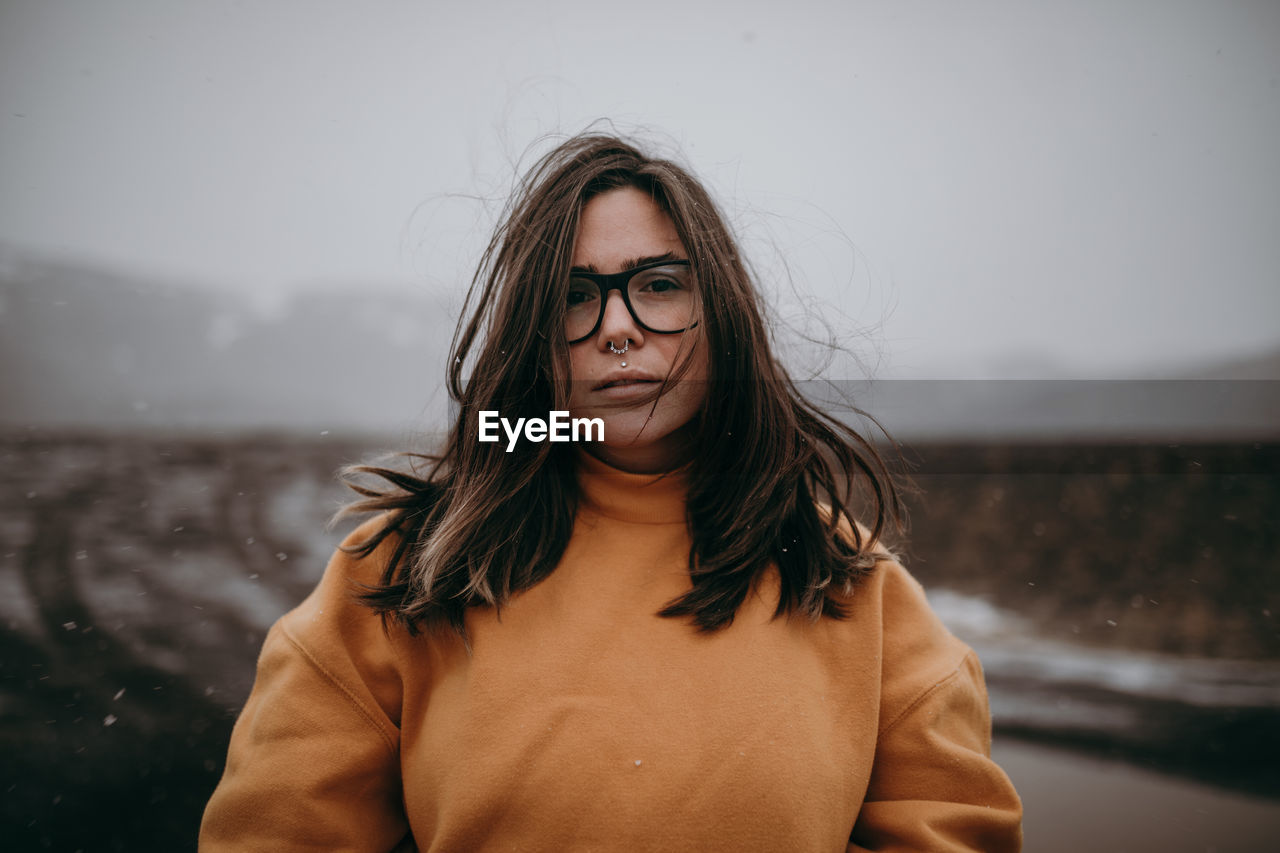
[2,432,1276,850]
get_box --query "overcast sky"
[2,0,1277,379]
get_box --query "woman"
[200,132,1022,851]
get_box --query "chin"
[596,411,678,448]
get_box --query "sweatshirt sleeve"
[199,522,414,853]
[848,564,1023,852]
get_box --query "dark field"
[2,432,1278,851]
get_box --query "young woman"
[200,133,1022,851]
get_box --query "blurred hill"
[0,247,455,435]
[1185,348,1280,380]
[1,245,1276,439]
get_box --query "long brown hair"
[339,131,904,635]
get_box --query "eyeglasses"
[564,259,698,344]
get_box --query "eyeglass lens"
[565,264,696,341]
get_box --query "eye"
[643,277,681,293]
[566,280,598,308]
[635,267,692,295]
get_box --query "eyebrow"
[570,252,680,275]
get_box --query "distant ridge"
[0,246,455,435]
[1,246,1276,439]
[1181,347,1280,381]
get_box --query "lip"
[592,371,664,396]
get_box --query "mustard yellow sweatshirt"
[200,453,1022,851]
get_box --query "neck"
[575,450,689,524]
[583,421,697,474]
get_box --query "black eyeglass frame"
[564,259,699,344]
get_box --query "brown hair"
[339,131,904,635]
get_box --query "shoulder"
[865,559,973,720]
[823,518,974,727]
[838,549,966,663]
[271,515,410,717]
[286,514,404,626]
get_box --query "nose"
[595,290,645,351]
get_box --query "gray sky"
[2,0,1277,378]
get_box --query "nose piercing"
[608,339,629,367]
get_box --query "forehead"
[571,187,686,273]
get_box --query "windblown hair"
[339,131,904,636]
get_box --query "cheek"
[670,378,707,425]
[654,336,707,419]
[566,347,591,408]
[656,331,705,375]
[567,346,585,381]
[670,334,709,392]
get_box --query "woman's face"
[566,186,707,474]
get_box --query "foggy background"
[2,1,1278,851]
[3,0,1278,436]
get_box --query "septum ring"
[607,340,630,355]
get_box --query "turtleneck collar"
[575,451,690,525]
